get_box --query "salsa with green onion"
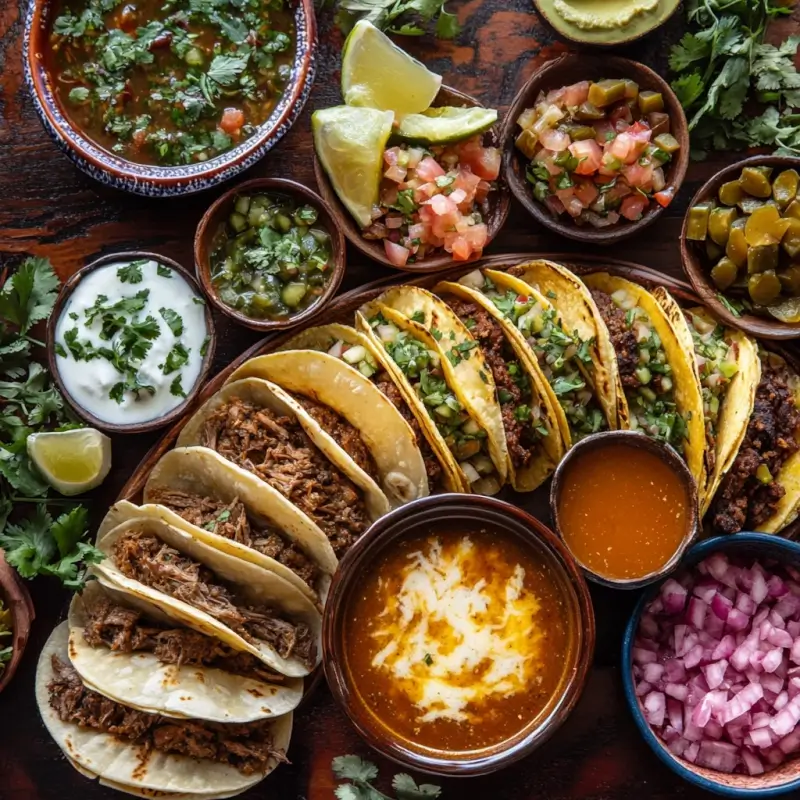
[210,192,333,321]
[49,0,295,166]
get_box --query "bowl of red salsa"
[24,0,317,196]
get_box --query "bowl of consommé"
[322,494,595,777]
[550,430,700,590]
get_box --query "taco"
[225,350,429,506]
[652,290,761,516]
[450,267,615,448]
[142,447,335,606]
[94,502,321,678]
[177,377,389,558]
[276,323,453,493]
[710,349,800,535]
[581,273,706,486]
[37,622,291,798]
[68,581,303,723]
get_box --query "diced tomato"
[620,194,648,221]
[540,128,570,152]
[429,193,458,216]
[569,139,602,175]
[406,148,425,168]
[556,188,583,217]
[562,81,590,107]
[458,139,501,180]
[219,107,245,136]
[610,104,633,126]
[416,156,446,181]
[384,164,407,183]
[413,181,438,203]
[627,121,653,142]
[384,147,401,166]
[593,120,616,145]
[609,132,635,163]
[545,88,566,106]
[464,223,488,251]
[449,236,472,261]
[475,179,492,203]
[544,194,566,216]
[384,240,410,267]
[654,187,676,208]
[573,179,599,207]
[622,163,654,190]
[606,182,632,202]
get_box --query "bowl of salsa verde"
[24,0,316,196]
[195,178,345,330]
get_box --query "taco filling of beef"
[147,489,320,590]
[481,277,606,439]
[711,357,800,534]
[199,397,368,557]
[48,657,287,775]
[82,596,286,684]
[113,531,316,671]
[440,293,549,470]
[591,288,687,452]
[368,313,498,493]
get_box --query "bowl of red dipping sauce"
[550,430,700,590]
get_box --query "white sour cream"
[55,259,208,425]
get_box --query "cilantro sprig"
[332,755,442,800]
[329,0,461,39]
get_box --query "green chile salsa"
[49,0,295,166]
[210,192,333,320]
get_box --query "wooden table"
[3,2,799,798]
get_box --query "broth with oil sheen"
[557,442,689,580]
[344,527,570,753]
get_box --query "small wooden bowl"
[550,431,699,590]
[0,550,35,695]
[501,54,689,245]
[680,155,800,340]
[322,493,595,776]
[194,178,346,332]
[313,85,512,274]
[46,251,216,435]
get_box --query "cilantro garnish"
[162,343,190,375]
[157,264,173,278]
[159,307,184,337]
[332,755,441,800]
[117,260,145,284]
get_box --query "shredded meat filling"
[48,657,287,775]
[199,398,367,557]
[712,361,800,534]
[113,531,316,670]
[82,597,287,684]
[148,489,319,589]
[590,289,639,389]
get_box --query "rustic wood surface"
[3,1,800,798]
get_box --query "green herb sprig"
[325,0,460,39]
[332,755,442,800]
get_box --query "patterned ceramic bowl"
[23,0,317,197]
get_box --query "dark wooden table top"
[3,2,800,798]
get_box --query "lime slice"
[313,105,394,229]
[27,429,112,496]
[396,106,498,145]
[341,20,442,115]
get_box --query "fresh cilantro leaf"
[51,506,89,559]
[192,296,206,306]
[333,756,379,783]
[157,264,173,278]
[392,774,442,798]
[117,260,145,284]
[159,307,184,337]
[69,86,90,103]
[435,6,459,39]
[334,787,363,800]
[411,310,425,323]
[200,335,211,357]
[162,343,190,374]
[169,375,186,398]
[0,257,60,334]
[207,52,250,86]
[0,506,56,578]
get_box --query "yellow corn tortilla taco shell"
[36,622,292,796]
[143,446,335,605]
[68,581,303,723]
[226,350,429,507]
[95,502,322,678]
[276,323,374,354]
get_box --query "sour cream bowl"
[322,494,595,776]
[47,252,215,434]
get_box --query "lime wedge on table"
[341,20,442,115]
[396,106,498,145]
[313,106,394,229]
[27,428,111,496]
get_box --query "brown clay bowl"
[0,550,35,695]
[322,494,595,776]
[550,431,700,590]
[46,251,216,435]
[501,54,689,245]
[313,85,512,274]
[194,178,346,332]
[680,155,800,340]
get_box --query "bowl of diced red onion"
[623,534,800,796]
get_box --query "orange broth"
[557,443,690,580]
[343,527,571,753]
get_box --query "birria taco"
[225,350,429,506]
[94,502,321,678]
[68,581,303,723]
[652,289,761,516]
[37,622,291,798]
[177,377,389,558]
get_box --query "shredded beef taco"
[94,503,321,678]
[653,290,761,516]
[37,622,292,798]
[710,349,800,535]
[68,581,303,723]
[143,447,335,605]
[581,273,706,486]
[177,377,389,558]
[276,323,452,493]
[225,350,429,507]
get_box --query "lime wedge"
[396,106,498,145]
[313,105,394,229]
[341,20,442,115]
[27,428,112,496]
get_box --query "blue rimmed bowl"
[23,0,317,197]
[623,533,800,797]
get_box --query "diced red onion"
[742,750,765,775]
[712,593,733,621]
[696,741,739,772]
[644,691,666,727]
[665,682,688,701]
[726,608,750,632]
[736,592,756,616]
[712,635,736,661]
[643,662,665,684]
[662,579,688,615]
[752,571,769,605]
[688,597,708,628]
[764,649,784,674]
